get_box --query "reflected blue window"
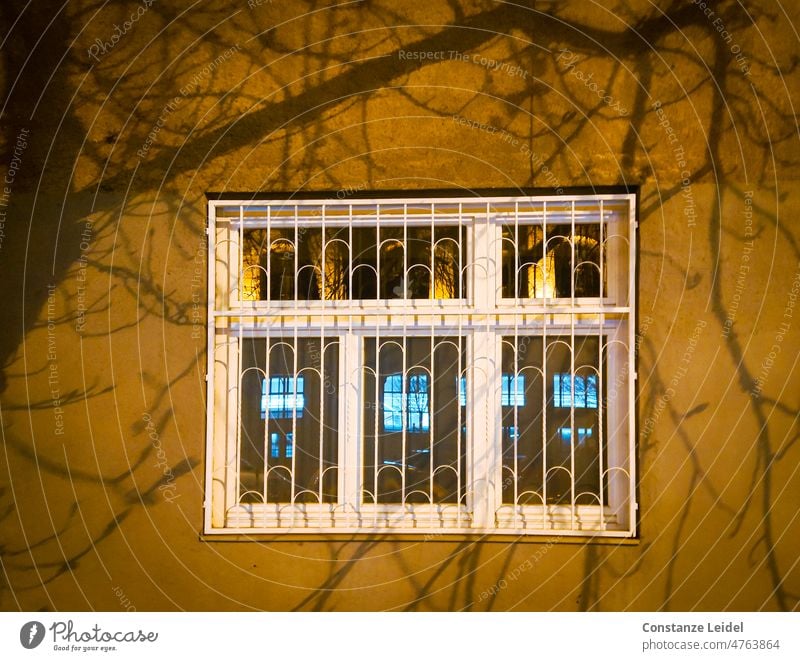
[383,374,429,432]
[558,427,593,445]
[261,376,305,419]
[553,373,597,408]
[458,374,525,407]
[501,374,526,406]
[503,425,519,440]
[269,431,294,458]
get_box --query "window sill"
[209,503,632,537]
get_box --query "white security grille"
[205,194,637,536]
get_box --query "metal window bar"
[570,200,576,528]
[599,200,606,527]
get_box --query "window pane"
[501,222,605,298]
[364,337,466,504]
[501,335,605,506]
[244,225,467,301]
[239,337,339,504]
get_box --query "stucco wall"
[1,0,798,611]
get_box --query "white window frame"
[204,193,637,537]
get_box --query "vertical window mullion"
[492,211,504,521]
[469,209,500,529]
[341,333,361,518]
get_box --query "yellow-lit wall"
[1,0,798,611]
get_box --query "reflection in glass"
[364,337,466,504]
[501,374,526,406]
[261,376,305,419]
[239,338,338,504]
[243,225,466,301]
[552,373,598,408]
[502,223,604,298]
[382,374,430,432]
[501,336,605,506]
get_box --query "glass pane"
[241,227,297,301]
[363,337,466,504]
[240,228,270,301]
[352,226,378,299]
[500,337,545,505]
[323,227,349,300]
[239,337,339,504]
[378,227,406,298]
[501,222,604,298]
[501,335,605,506]
[244,225,467,301]
[433,225,464,298]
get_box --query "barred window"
[206,193,637,536]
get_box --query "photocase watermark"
[46,284,65,436]
[652,100,695,228]
[0,126,30,254]
[75,220,94,334]
[112,585,136,612]
[452,114,564,192]
[722,190,754,338]
[642,317,707,439]
[88,0,156,62]
[398,49,528,79]
[336,182,368,199]
[476,538,556,602]
[247,0,274,7]
[136,43,241,159]
[555,49,629,115]
[308,340,336,396]
[191,232,206,341]
[452,113,500,136]
[751,262,800,398]
[691,0,752,78]
[142,412,180,502]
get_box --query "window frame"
[204,192,637,537]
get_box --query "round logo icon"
[20,621,45,649]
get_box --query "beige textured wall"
[1,0,798,611]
